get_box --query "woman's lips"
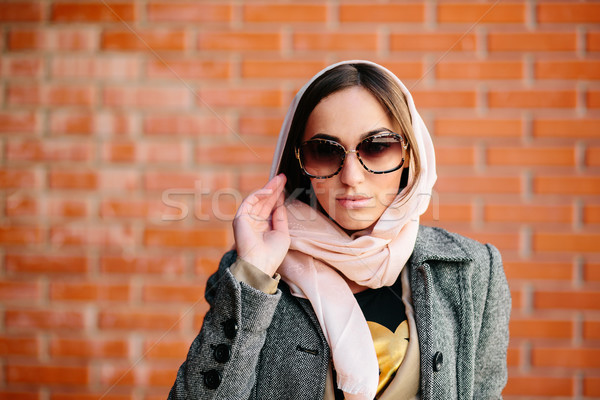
[336,196,373,209]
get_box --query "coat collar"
[409,225,473,266]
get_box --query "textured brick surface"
[0,1,598,399]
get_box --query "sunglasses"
[295,132,408,179]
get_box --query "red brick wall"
[1,1,599,399]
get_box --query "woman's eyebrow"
[309,128,393,142]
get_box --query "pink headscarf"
[270,60,437,399]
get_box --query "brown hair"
[277,63,421,205]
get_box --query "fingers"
[235,174,287,220]
[271,190,289,236]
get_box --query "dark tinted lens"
[300,140,344,177]
[358,135,404,172]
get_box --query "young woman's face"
[302,86,405,233]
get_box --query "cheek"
[375,173,403,206]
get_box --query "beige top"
[231,259,420,400]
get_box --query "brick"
[434,118,522,138]
[8,28,97,51]
[585,262,600,282]
[535,290,600,310]
[412,90,476,108]
[589,90,600,109]
[146,59,231,80]
[339,3,423,22]
[196,143,273,165]
[484,203,572,224]
[588,148,600,167]
[143,283,205,303]
[49,169,138,191]
[488,90,576,109]
[532,347,600,368]
[460,231,519,252]
[7,140,93,162]
[7,196,88,218]
[0,56,43,78]
[198,31,281,51]
[390,33,476,52]
[143,170,233,191]
[538,3,600,23]
[436,60,523,80]
[239,115,282,137]
[506,347,519,367]
[143,114,232,136]
[0,280,40,301]
[50,111,134,136]
[0,111,39,134]
[52,2,135,22]
[0,391,40,400]
[49,393,130,400]
[0,168,40,189]
[379,61,424,80]
[5,309,85,330]
[49,170,97,190]
[50,281,130,302]
[198,88,282,108]
[102,30,186,51]
[99,364,177,387]
[6,364,89,385]
[143,337,190,359]
[8,84,95,107]
[50,225,136,248]
[585,377,600,397]
[242,59,327,79]
[294,32,378,51]
[100,255,185,275]
[98,310,182,331]
[144,227,228,248]
[435,146,475,166]
[533,176,600,195]
[0,2,43,22]
[50,338,128,358]
[103,86,191,109]
[588,31,600,51]
[504,376,573,396]
[584,320,600,340]
[0,225,43,245]
[101,141,185,164]
[533,232,600,253]
[504,260,573,281]
[487,146,575,167]
[51,56,139,80]
[488,32,576,51]
[435,175,521,194]
[239,170,270,193]
[5,254,89,274]
[0,335,39,356]
[533,119,600,138]
[510,319,572,339]
[437,3,525,23]
[535,60,600,80]
[245,4,327,23]
[421,203,473,223]
[99,198,179,220]
[584,204,600,224]
[148,2,231,22]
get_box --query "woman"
[168,60,511,400]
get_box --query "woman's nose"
[339,152,365,186]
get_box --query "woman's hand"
[233,174,290,277]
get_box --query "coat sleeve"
[168,250,282,400]
[473,244,511,398]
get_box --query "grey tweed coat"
[168,225,511,399]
